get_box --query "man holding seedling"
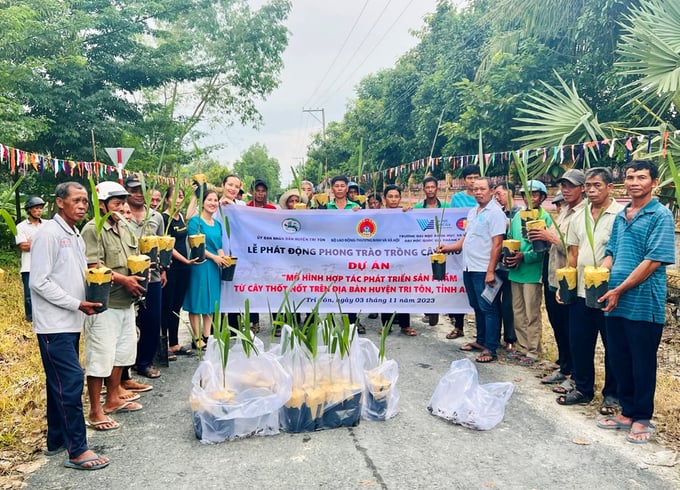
[82,181,146,430]
[505,180,553,367]
[124,174,166,379]
[596,160,674,444]
[16,195,47,322]
[31,182,110,470]
[438,177,506,362]
[529,169,586,391]
[561,167,622,412]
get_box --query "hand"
[402,205,413,212]
[212,255,225,267]
[527,229,553,243]
[186,257,201,265]
[121,274,146,297]
[505,252,523,268]
[160,270,167,288]
[79,301,102,315]
[437,244,452,254]
[600,288,619,312]
[555,288,564,305]
[484,271,496,286]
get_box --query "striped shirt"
[605,199,674,324]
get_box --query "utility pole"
[303,108,327,188]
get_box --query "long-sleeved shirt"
[29,214,86,334]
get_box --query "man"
[450,167,480,336]
[439,177,506,362]
[367,193,382,209]
[492,182,519,350]
[450,165,480,208]
[150,189,163,211]
[559,168,622,412]
[248,179,277,209]
[506,180,553,366]
[380,185,415,335]
[529,169,586,387]
[82,182,145,428]
[124,174,166,379]
[327,175,360,210]
[596,160,674,444]
[326,175,362,332]
[414,176,452,328]
[347,181,366,208]
[16,196,47,321]
[30,182,110,470]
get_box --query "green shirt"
[82,219,139,309]
[413,199,450,209]
[327,199,360,210]
[507,207,553,284]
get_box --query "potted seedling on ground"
[363,313,399,420]
[583,199,608,309]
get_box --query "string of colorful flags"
[2,130,678,188]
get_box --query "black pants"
[544,285,571,375]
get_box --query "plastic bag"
[427,358,513,430]
[276,326,363,432]
[190,337,292,444]
[356,338,400,421]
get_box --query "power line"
[316,0,417,108]
[310,0,395,107]
[304,0,371,108]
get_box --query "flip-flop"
[171,346,193,356]
[596,416,632,430]
[116,392,140,402]
[400,327,417,336]
[103,401,142,415]
[475,351,497,363]
[86,417,120,431]
[64,454,110,471]
[626,426,655,444]
[460,342,484,352]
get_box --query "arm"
[438,236,464,254]
[486,235,503,284]
[567,245,578,268]
[601,259,663,312]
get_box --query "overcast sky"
[206,0,448,185]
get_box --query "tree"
[233,144,281,201]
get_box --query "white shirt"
[462,198,507,272]
[15,218,48,273]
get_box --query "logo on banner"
[281,218,301,233]
[416,219,435,231]
[356,218,377,238]
[456,217,467,230]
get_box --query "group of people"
[24,158,674,472]
[437,160,674,445]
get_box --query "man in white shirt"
[16,196,47,321]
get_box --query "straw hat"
[279,189,308,209]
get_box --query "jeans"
[495,269,516,344]
[605,316,663,422]
[463,271,501,354]
[21,272,32,321]
[37,333,89,458]
[569,298,616,399]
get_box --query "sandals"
[460,342,484,352]
[139,366,161,379]
[446,328,464,340]
[475,350,497,363]
[506,350,524,361]
[556,390,593,406]
[169,345,193,356]
[518,356,538,367]
[626,424,655,444]
[356,322,366,335]
[599,395,620,416]
[400,327,417,336]
[596,416,632,430]
[541,371,568,385]
[552,378,575,394]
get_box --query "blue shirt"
[463,199,507,272]
[605,199,674,324]
[450,192,477,208]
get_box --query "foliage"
[232,143,281,200]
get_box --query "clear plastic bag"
[276,326,363,432]
[356,338,400,421]
[427,358,514,430]
[190,337,292,444]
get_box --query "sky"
[206,0,447,185]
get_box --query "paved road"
[26,316,679,489]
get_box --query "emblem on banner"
[456,217,467,230]
[356,218,377,238]
[281,218,301,233]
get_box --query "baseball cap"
[124,174,142,188]
[558,169,585,186]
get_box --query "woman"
[183,190,228,348]
[161,186,195,357]
[279,189,308,209]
